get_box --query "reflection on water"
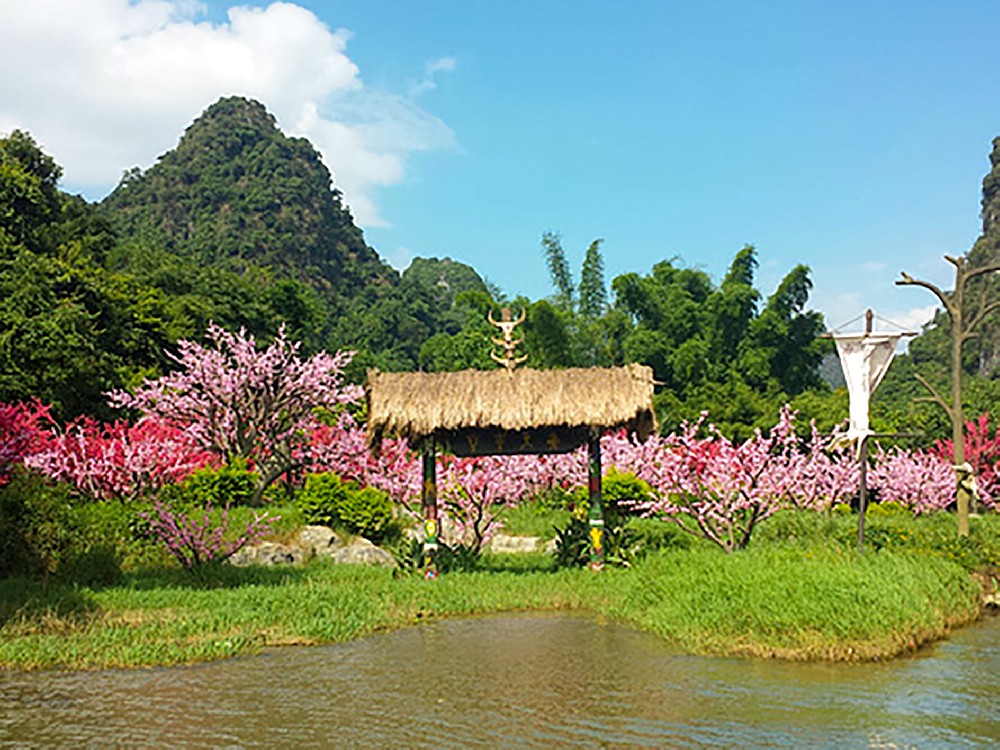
[1,613,998,748]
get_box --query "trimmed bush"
[298,473,396,544]
[160,459,257,509]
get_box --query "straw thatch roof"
[366,364,656,448]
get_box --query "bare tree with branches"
[897,254,1000,536]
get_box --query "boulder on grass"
[487,534,546,554]
[331,537,396,567]
[229,541,304,567]
[296,525,346,559]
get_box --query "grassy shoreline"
[0,543,986,672]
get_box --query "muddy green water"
[1,614,998,748]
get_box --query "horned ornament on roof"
[488,307,528,371]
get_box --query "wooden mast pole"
[857,309,872,553]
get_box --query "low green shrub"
[390,537,481,575]
[298,473,397,544]
[297,472,348,527]
[0,470,75,582]
[160,459,257,509]
[866,500,910,518]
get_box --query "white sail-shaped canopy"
[832,333,902,448]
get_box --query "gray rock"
[227,526,394,568]
[487,533,545,554]
[229,541,304,567]
[296,525,345,559]
[331,537,396,567]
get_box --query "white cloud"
[410,56,457,97]
[0,0,454,226]
[881,304,940,334]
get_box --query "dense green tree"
[0,130,62,252]
[739,264,825,394]
[537,233,627,368]
[541,231,574,310]
[610,248,828,436]
[705,245,760,372]
[0,131,183,416]
[419,290,497,371]
[579,239,607,319]
[524,299,575,368]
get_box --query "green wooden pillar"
[421,440,439,579]
[587,434,605,571]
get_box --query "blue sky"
[2,1,999,333]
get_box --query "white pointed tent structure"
[832,332,903,449]
[827,310,915,551]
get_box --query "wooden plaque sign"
[437,427,589,457]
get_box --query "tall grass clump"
[615,544,981,659]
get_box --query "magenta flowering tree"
[868,447,956,514]
[437,454,541,551]
[141,499,277,570]
[622,408,805,552]
[307,413,421,507]
[25,416,215,503]
[0,400,51,484]
[779,420,859,512]
[932,413,1000,510]
[109,324,362,503]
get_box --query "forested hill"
[98,96,491,378]
[976,137,1000,255]
[103,96,393,296]
[0,99,488,419]
[909,136,1000,378]
[967,137,1000,375]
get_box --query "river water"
[1,613,997,748]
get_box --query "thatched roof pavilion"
[367,363,656,454]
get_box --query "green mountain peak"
[103,95,394,294]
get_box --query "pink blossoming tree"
[869,446,956,514]
[25,416,215,503]
[0,400,51,485]
[109,324,362,504]
[436,454,545,551]
[307,414,421,508]
[141,499,277,570]
[623,408,811,552]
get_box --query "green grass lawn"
[0,537,984,671]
